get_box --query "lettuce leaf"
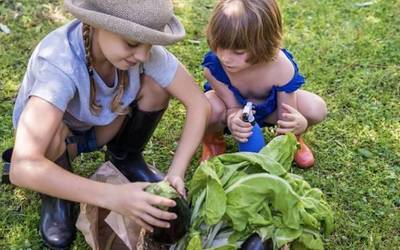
[225,173,301,231]
[176,134,334,250]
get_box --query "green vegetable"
[259,133,299,171]
[174,134,333,250]
[146,180,179,199]
[145,181,191,244]
[225,173,301,231]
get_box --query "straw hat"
[64,0,186,45]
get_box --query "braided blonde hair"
[82,23,130,116]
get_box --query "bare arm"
[204,68,252,142]
[277,91,297,120]
[275,54,307,135]
[11,96,111,206]
[11,96,177,231]
[165,63,211,178]
[203,67,242,117]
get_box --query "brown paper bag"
[76,161,141,250]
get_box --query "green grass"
[1,0,399,249]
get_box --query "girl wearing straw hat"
[7,0,210,248]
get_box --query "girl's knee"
[307,97,328,125]
[297,90,327,125]
[211,103,227,125]
[205,91,227,125]
[95,115,126,146]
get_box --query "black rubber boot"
[2,148,77,249]
[1,148,12,184]
[39,151,77,250]
[106,103,165,183]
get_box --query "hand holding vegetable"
[105,182,177,232]
[227,109,253,142]
[145,181,191,244]
[277,103,308,135]
[165,174,186,198]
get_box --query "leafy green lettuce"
[172,133,334,250]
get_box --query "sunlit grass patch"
[0,0,399,248]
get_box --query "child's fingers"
[277,119,296,129]
[147,193,176,208]
[166,178,186,199]
[281,103,298,114]
[146,205,177,221]
[135,182,151,190]
[141,213,171,229]
[233,131,253,142]
[276,127,294,135]
[231,122,253,133]
[233,110,252,125]
[234,130,253,137]
[234,118,253,128]
[233,136,248,143]
[281,112,296,121]
[175,184,187,199]
[133,217,153,232]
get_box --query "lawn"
[0,0,399,249]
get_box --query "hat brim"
[64,0,185,45]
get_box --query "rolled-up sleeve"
[143,46,179,88]
[30,57,76,112]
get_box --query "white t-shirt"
[13,19,179,131]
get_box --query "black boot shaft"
[1,148,12,184]
[106,104,165,183]
[108,103,165,156]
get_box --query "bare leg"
[296,90,327,126]
[201,90,227,161]
[136,74,171,111]
[263,90,327,127]
[45,115,126,162]
[205,90,227,133]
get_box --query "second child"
[201,0,327,168]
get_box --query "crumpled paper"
[76,161,141,250]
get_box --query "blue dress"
[202,49,305,125]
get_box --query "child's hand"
[165,174,186,199]
[227,109,253,142]
[277,103,308,135]
[107,182,177,232]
